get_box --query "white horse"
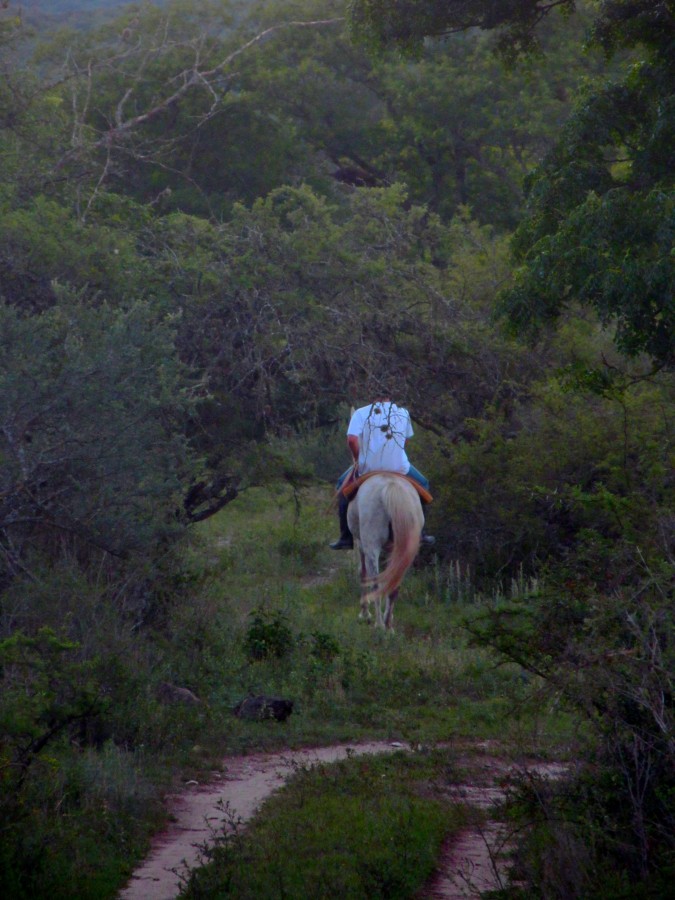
[346,473,424,630]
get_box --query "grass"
[180,749,469,900]
[0,482,575,899]
[175,483,574,759]
[160,483,576,898]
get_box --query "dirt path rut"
[119,741,407,900]
[421,755,568,898]
[119,742,566,900]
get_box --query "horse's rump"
[359,474,423,601]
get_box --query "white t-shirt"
[347,402,413,474]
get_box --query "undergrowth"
[0,484,571,898]
[180,750,468,900]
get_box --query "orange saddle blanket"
[340,470,433,504]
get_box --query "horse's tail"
[373,478,423,599]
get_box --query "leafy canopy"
[348,0,576,57]
[349,0,675,366]
[501,1,674,365]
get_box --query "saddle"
[340,470,433,504]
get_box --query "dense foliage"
[0,0,672,896]
[351,1,675,365]
[349,0,577,57]
[503,1,675,366]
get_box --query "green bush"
[0,628,163,899]
[243,608,295,662]
[0,295,195,579]
[467,567,674,896]
[310,630,341,662]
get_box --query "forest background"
[0,1,672,897]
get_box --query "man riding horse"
[329,395,435,550]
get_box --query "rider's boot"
[329,495,353,550]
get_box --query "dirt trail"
[118,741,408,900]
[421,755,568,899]
[119,741,566,900]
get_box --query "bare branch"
[93,17,344,148]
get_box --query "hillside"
[0,1,672,897]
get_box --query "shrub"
[467,562,674,897]
[310,631,341,662]
[0,295,195,582]
[243,608,295,661]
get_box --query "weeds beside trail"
[0,483,573,899]
[182,484,574,756]
[161,484,574,898]
[179,748,465,900]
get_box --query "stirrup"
[420,532,436,545]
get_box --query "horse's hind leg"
[383,587,398,631]
[361,548,382,626]
[374,594,385,629]
[358,550,372,622]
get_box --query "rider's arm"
[347,434,359,463]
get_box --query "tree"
[369,18,597,228]
[0,194,151,311]
[350,0,675,366]
[21,0,344,219]
[227,2,597,228]
[502,3,674,366]
[141,184,520,457]
[348,0,576,57]
[0,295,195,582]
